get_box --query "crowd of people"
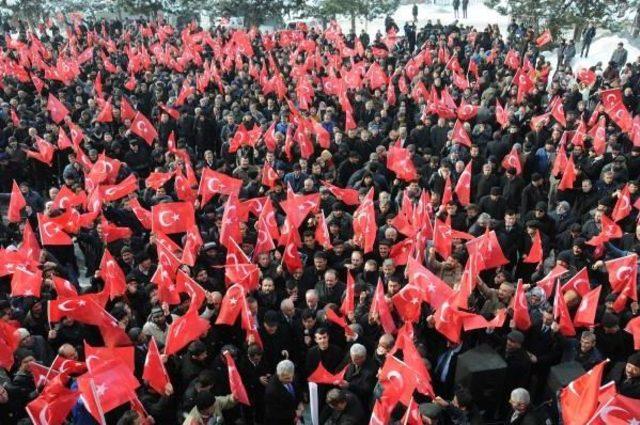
[0,5,638,425]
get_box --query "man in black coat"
[618,352,640,399]
[319,388,365,425]
[264,360,302,424]
[340,343,376,408]
[500,331,532,417]
[238,344,270,425]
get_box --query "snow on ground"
[336,1,511,37]
[543,34,640,72]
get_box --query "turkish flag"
[142,337,170,395]
[130,112,158,145]
[434,296,471,343]
[282,235,303,272]
[47,93,69,123]
[159,104,180,120]
[84,342,134,372]
[216,284,246,326]
[513,279,532,331]
[29,361,60,389]
[77,358,140,421]
[0,320,19,370]
[96,98,113,123]
[495,99,509,128]
[624,316,640,349]
[322,181,360,205]
[48,295,105,325]
[51,186,84,210]
[433,219,453,259]
[26,137,56,166]
[57,127,73,150]
[465,228,509,270]
[198,167,243,205]
[462,309,507,331]
[612,184,632,222]
[308,361,347,386]
[553,281,576,336]
[25,376,79,425]
[535,29,552,47]
[8,180,26,222]
[551,144,568,177]
[120,97,136,121]
[504,49,520,70]
[389,238,414,266]
[128,198,151,230]
[99,249,126,300]
[453,160,472,206]
[451,119,472,147]
[573,285,601,328]
[164,310,210,356]
[370,279,396,334]
[101,174,138,202]
[52,276,78,298]
[10,266,42,298]
[561,267,591,297]
[557,156,577,191]
[559,360,607,425]
[392,284,423,322]
[99,218,133,243]
[181,226,203,267]
[606,253,638,295]
[314,210,332,250]
[588,393,640,424]
[457,100,478,121]
[145,171,173,190]
[392,323,434,397]
[501,146,522,175]
[589,116,607,155]
[406,257,452,309]
[600,88,623,111]
[151,201,195,234]
[607,101,633,132]
[38,213,73,245]
[340,271,355,317]
[386,145,418,181]
[352,188,377,253]
[379,355,417,406]
[224,352,250,405]
[577,68,596,86]
[550,96,567,127]
[261,162,279,188]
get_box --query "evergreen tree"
[308,0,400,32]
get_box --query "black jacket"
[264,376,301,424]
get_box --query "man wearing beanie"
[619,352,640,398]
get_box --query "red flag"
[216,284,245,326]
[57,128,73,150]
[10,266,42,297]
[130,112,157,145]
[451,119,472,147]
[457,100,478,121]
[379,355,417,406]
[38,213,73,245]
[151,201,195,234]
[588,393,640,424]
[0,320,19,370]
[406,257,452,309]
[561,267,591,296]
[224,351,250,405]
[501,146,522,175]
[352,188,377,253]
[558,156,576,191]
[142,337,170,394]
[26,137,56,166]
[392,283,423,322]
[48,295,105,325]
[589,116,607,156]
[164,310,210,356]
[52,276,78,298]
[7,180,26,222]
[145,171,173,190]
[47,93,69,123]
[370,279,396,334]
[577,68,596,86]
[29,361,60,389]
[550,96,566,127]
[101,174,138,202]
[465,228,509,270]
[340,271,355,317]
[26,376,79,425]
[559,360,607,425]
[261,162,279,188]
[198,168,243,205]
[77,359,140,421]
[84,342,134,372]
[99,249,126,300]
[536,29,552,47]
[573,285,601,328]
[605,253,638,311]
[495,99,509,128]
[624,315,640,349]
[120,97,136,121]
[322,181,360,205]
[601,88,623,111]
[612,184,632,222]
[315,211,332,250]
[308,361,347,385]
[387,146,417,181]
[553,281,576,336]
[513,280,532,331]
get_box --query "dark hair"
[454,386,475,409]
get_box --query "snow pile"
[336,1,511,36]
